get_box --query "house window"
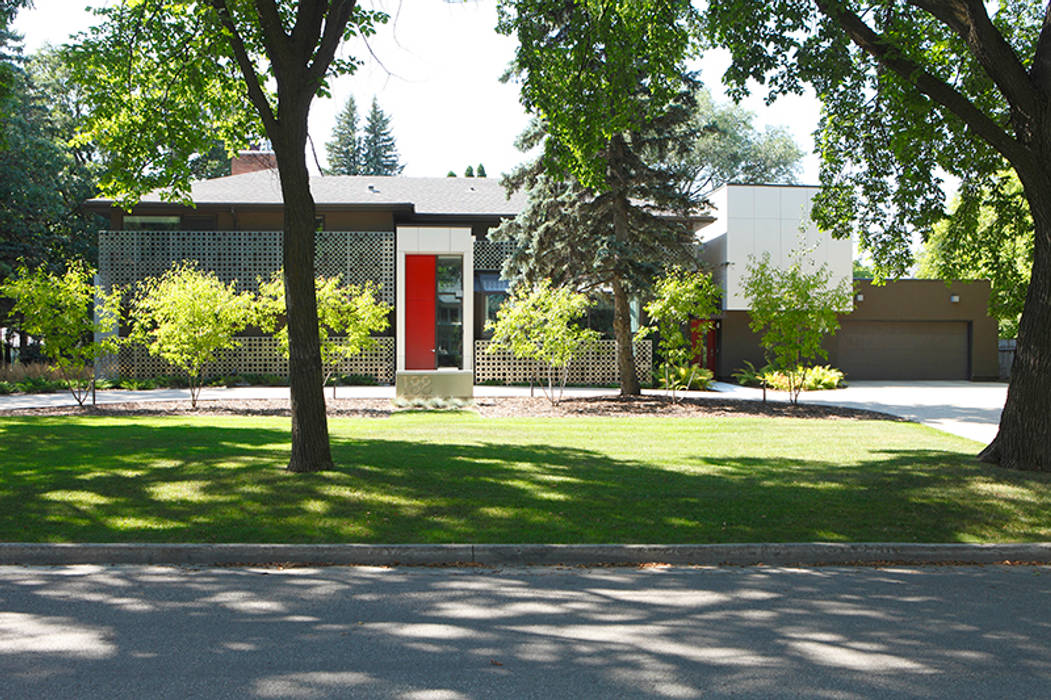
[485,293,507,326]
[124,215,179,231]
[435,256,463,369]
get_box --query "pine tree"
[477,163,487,178]
[491,105,703,394]
[360,97,404,176]
[325,96,362,175]
[464,165,474,177]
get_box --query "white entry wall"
[700,184,854,311]
[395,226,475,373]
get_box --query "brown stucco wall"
[716,279,999,381]
[110,205,397,232]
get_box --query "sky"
[12,0,822,182]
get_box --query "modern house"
[699,184,999,380]
[86,152,654,396]
[87,156,999,394]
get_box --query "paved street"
[1,564,1048,698]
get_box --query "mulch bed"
[1,394,902,422]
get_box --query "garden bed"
[2,394,900,422]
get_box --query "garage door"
[835,321,969,380]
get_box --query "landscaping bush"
[655,363,713,391]
[733,361,845,392]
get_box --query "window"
[123,216,180,231]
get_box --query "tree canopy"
[685,87,803,194]
[917,171,1031,339]
[701,0,1051,471]
[0,46,98,282]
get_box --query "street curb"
[1,543,1050,567]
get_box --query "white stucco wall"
[699,184,853,311]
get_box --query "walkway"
[708,380,1006,445]
[0,380,1007,444]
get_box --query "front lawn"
[1,412,1047,543]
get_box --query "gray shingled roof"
[92,170,527,216]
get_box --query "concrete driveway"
[710,380,1008,445]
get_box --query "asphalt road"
[1,564,1048,698]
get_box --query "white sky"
[12,0,821,182]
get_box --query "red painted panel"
[405,255,436,370]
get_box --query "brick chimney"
[231,149,277,175]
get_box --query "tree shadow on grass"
[0,416,1048,543]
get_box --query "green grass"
[1,412,1048,543]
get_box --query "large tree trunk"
[273,126,334,474]
[609,135,640,396]
[611,274,641,395]
[979,183,1051,471]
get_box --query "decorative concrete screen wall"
[98,230,396,381]
[473,239,514,271]
[98,230,396,304]
[116,337,395,383]
[475,339,653,385]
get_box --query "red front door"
[690,318,719,374]
[405,255,436,369]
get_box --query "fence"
[999,339,1016,380]
[474,339,653,386]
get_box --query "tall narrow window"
[435,256,463,369]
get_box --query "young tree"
[129,263,255,408]
[497,0,701,396]
[476,163,487,178]
[325,95,362,175]
[464,165,474,177]
[702,0,1051,469]
[741,250,852,404]
[916,172,1031,339]
[0,261,123,406]
[485,279,600,405]
[257,271,390,395]
[639,267,721,402]
[360,97,403,176]
[69,1,387,472]
[446,170,456,177]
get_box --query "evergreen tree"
[477,163,487,178]
[360,97,403,176]
[498,0,700,394]
[464,165,474,177]
[446,170,456,177]
[491,111,702,388]
[325,95,362,175]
